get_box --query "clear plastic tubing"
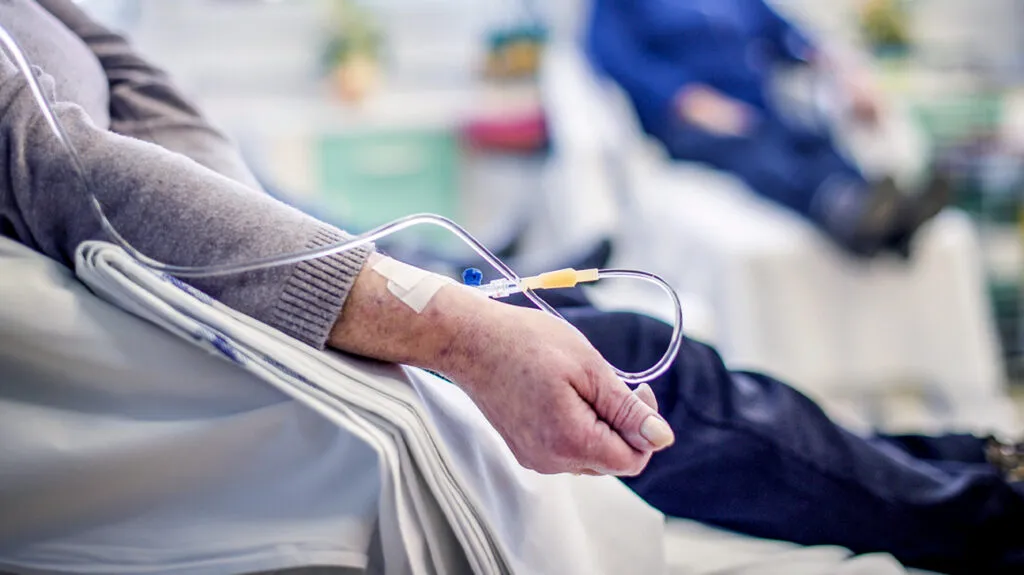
[0,24,682,384]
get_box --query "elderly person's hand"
[445,303,673,476]
[331,255,674,476]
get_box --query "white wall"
[114,0,540,98]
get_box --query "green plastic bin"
[317,129,460,246]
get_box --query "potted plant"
[323,0,383,103]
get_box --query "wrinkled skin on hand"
[444,303,674,476]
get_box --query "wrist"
[328,256,498,377]
[414,283,502,383]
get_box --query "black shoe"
[835,176,903,258]
[885,170,952,259]
[986,437,1024,482]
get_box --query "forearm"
[328,253,492,378]
[37,0,262,190]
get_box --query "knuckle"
[580,359,603,382]
[610,392,644,430]
[566,362,591,388]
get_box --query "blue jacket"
[586,0,814,137]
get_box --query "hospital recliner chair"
[538,42,1019,436]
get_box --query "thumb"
[592,374,675,452]
[635,383,659,410]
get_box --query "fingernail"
[640,415,675,449]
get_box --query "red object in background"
[461,109,548,153]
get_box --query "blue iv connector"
[462,267,484,287]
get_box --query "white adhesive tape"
[372,257,454,313]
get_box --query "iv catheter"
[0,23,683,385]
[467,267,601,298]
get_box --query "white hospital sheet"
[663,518,943,575]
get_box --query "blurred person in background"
[587,0,950,258]
[2,2,1024,575]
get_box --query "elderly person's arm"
[1,0,672,475]
[36,0,262,190]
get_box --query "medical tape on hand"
[372,257,455,313]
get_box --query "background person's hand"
[841,72,882,126]
[442,302,675,476]
[675,84,758,137]
[808,49,883,127]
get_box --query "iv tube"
[0,24,682,384]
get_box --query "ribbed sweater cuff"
[269,227,372,349]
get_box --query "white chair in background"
[538,42,1018,435]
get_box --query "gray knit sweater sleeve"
[0,0,371,349]
[35,0,265,190]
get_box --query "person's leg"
[748,114,909,247]
[866,434,1000,479]
[554,305,1024,574]
[661,117,824,217]
[793,122,950,259]
[660,117,898,257]
[875,434,989,464]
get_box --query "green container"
[913,95,1003,146]
[317,129,460,245]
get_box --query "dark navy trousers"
[660,112,866,226]
[508,289,1024,574]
